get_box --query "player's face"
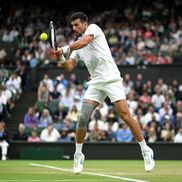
[71,19,87,36]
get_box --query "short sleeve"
[70,50,80,63]
[84,24,102,38]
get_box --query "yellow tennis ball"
[40,33,48,41]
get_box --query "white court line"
[0,180,111,182]
[29,163,149,182]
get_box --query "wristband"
[62,45,71,55]
[59,54,66,64]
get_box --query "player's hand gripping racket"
[49,21,57,51]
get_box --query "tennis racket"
[49,21,57,51]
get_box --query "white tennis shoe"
[73,153,85,174]
[142,148,155,172]
[2,155,7,160]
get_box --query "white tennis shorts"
[84,80,126,104]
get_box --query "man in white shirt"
[174,127,182,143]
[151,86,165,111]
[53,12,155,173]
[40,124,60,142]
[0,121,9,160]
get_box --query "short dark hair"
[71,12,88,23]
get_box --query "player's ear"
[83,22,88,26]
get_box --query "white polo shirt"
[40,128,60,142]
[70,24,122,85]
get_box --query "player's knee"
[76,102,96,129]
[120,112,131,123]
[77,112,88,129]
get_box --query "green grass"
[0,160,182,182]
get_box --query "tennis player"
[53,12,155,174]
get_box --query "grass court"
[0,160,182,182]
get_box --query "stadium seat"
[37,101,46,113]
[48,100,59,114]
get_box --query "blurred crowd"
[4,72,181,144]
[0,61,27,119]
[0,0,182,67]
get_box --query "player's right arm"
[58,58,77,72]
[54,47,78,72]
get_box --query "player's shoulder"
[88,23,101,30]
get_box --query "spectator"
[105,112,119,132]
[106,121,116,142]
[116,123,133,142]
[147,126,157,143]
[146,115,162,142]
[159,102,173,119]
[60,85,74,108]
[0,88,10,118]
[0,64,9,83]
[72,94,82,112]
[174,112,182,133]
[97,102,109,119]
[89,110,105,131]
[37,81,49,105]
[15,61,28,90]
[144,80,154,96]
[66,105,79,122]
[62,116,76,132]
[23,107,38,128]
[155,78,168,95]
[139,91,151,107]
[40,124,60,142]
[0,121,9,160]
[75,84,85,102]
[0,45,7,64]
[123,73,134,96]
[13,123,28,141]
[135,107,146,128]
[165,90,176,110]
[56,74,68,94]
[174,127,182,143]
[143,105,160,127]
[161,122,174,142]
[59,130,71,142]
[49,86,62,101]
[151,86,165,111]
[39,109,53,128]
[127,90,138,115]
[6,72,21,98]
[42,74,54,92]
[134,74,144,96]
[27,130,40,142]
[68,73,78,89]
[53,103,68,121]
[89,122,107,142]
[160,114,175,126]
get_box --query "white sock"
[2,155,6,160]
[138,139,149,152]
[75,143,83,154]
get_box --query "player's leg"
[114,100,144,141]
[114,100,155,172]
[75,99,99,153]
[103,80,155,171]
[73,85,106,174]
[73,99,99,174]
